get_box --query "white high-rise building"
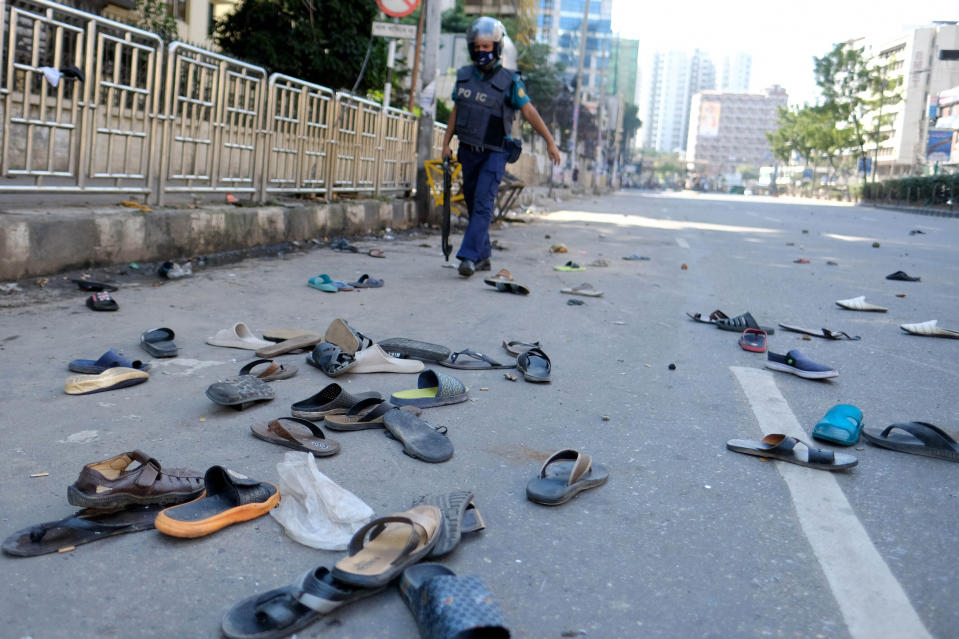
[721,52,752,93]
[856,22,959,176]
[639,49,716,153]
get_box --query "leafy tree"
[736,164,759,181]
[136,0,178,43]
[813,42,902,186]
[441,0,471,33]
[214,0,387,94]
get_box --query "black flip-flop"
[221,567,384,639]
[526,449,608,505]
[438,348,516,370]
[714,311,775,334]
[726,434,858,470]
[140,327,178,357]
[517,347,551,382]
[71,278,118,292]
[2,504,162,557]
[862,422,959,463]
[885,271,920,282]
[383,409,453,463]
[399,564,510,639]
[778,324,861,341]
[686,309,728,324]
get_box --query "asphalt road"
[0,190,956,639]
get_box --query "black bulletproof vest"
[453,65,517,151]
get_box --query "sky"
[611,1,959,106]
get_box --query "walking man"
[441,17,561,277]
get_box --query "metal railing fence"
[0,0,428,204]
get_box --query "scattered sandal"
[250,417,340,456]
[715,311,776,334]
[862,422,959,463]
[812,404,863,446]
[368,248,386,258]
[324,318,374,355]
[351,344,425,374]
[255,334,323,358]
[483,269,530,295]
[553,261,585,272]
[205,375,276,409]
[68,349,148,374]
[349,273,384,288]
[835,296,887,312]
[154,466,279,538]
[738,328,767,353]
[307,342,357,377]
[686,309,729,324]
[71,278,118,292]
[65,367,148,395]
[383,410,454,463]
[220,566,384,639]
[291,383,382,420]
[238,358,298,381]
[886,270,920,282]
[439,348,516,370]
[323,397,401,430]
[331,505,443,587]
[526,449,608,505]
[517,347,551,383]
[86,291,118,311]
[560,282,603,297]
[899,320,959,339]
[502,339,541,356]
[67,450,203,509]
[140,327,178,358]
[206,322,273,350]
[726,434,858,470]
[390,369,468,408]
[410,490,485,558]
[399,564,510,638]
[778,324,861,341]
[378,337,452,362]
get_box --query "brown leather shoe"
[68,450,204,509]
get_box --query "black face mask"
[473,50,496,68]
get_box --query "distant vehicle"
[729,185,745,195]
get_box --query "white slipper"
[206,322,273,350]
[835,295,887,312]
[351,344,425,374]
[900,320,959,338]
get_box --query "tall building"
[686,86,788,176]
[720,52,752,93]
[639,49,716,153]
[856,22,959,177]
[611,37,640,104]
[536,0,613,98]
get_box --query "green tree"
[736,164,759,181]
[214,0,387,94]
[136,0,178,43]
[441,0,471,33]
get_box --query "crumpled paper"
[269,452,373,550]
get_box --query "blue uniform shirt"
[451,64,530,110]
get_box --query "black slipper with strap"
[726,434,858,470]
[526,449,608,505]
[862,422,959,463]
[250,417,340,456]
[438,348,517,370]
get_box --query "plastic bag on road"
[269,452,373,550]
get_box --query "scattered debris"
[793,258,809,264]
[589,259,609,267]
[909,229,925,235]
[826,260,838,266]
[680,263,688,270]
[504,373,517,382]
[0,282,22,293]
[418,243,431,248]
[872,242,880,248]
[479,387,489,391]
[550,244,568,253]
[567,299,585,306]
[802,335,812,340]
[802,229,809,234]
[544,234,551,239]
[622,254,651,261]
[35,277,49,288]
[58,546,76,553]
[785,242,795,246]
[31,472,49,478]
[157,260,192,279]
[668,363,676,370]
[601,415,610,422]
[895,293,906,298]
[226,193,240,206]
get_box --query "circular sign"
[377,0,420,18]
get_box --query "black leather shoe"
[458,260,476,277]
[475,258,491,271]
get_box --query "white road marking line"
[730,366,932,639]
[762,216,781,222]
[676,237,690,248]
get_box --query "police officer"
[442,17,561,277]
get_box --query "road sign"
[372,21,417,39]
[377,0,419,18]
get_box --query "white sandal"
[835,295,888,312]
[900,320,959,338]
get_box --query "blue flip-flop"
[68,349,149,374]
[307,275,337,293]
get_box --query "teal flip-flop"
[812,404,863,446]
[308,274,337,292]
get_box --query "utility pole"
[383,18,398,108]
[414,0,441,222]
[569,0,589,181]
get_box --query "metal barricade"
[263,73,335,196]
[380,106,416,192]
[157,42,265,204]
[330,91,380,194]
[0,0,162,193]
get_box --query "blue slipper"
[812,404,863,446]
[307,275,337,293]
[68,349,149,374]
[390,369,468,408]
[399,564,510,639]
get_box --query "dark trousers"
[456,146,508,263]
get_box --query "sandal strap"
[450,349,504,367]
[345,397,394,420]
[538,449,591,485]
[253,590,298,628]
[761,434,834,464]
[347,515,422,563]
[880,421,956,448]
[239,358,280,378]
